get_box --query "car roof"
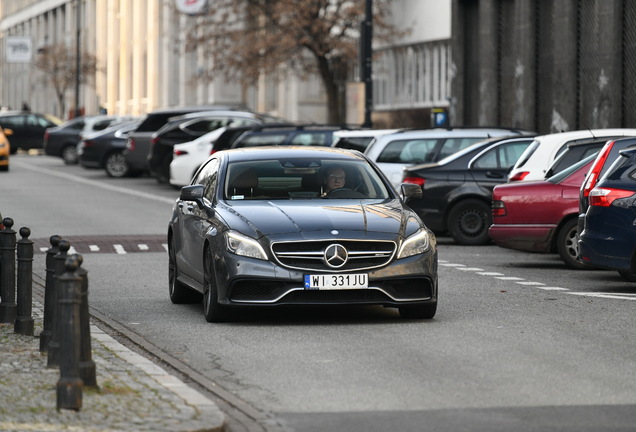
[375,127,533,140]
[220,146,364,162]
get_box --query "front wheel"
[556,218,586,269]
[447,199,491,245]
[399,302,437,319]
[203,248,231,322]
[105,151,129,178]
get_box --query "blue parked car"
[578,147,636,281]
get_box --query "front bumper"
[214,248,438,308]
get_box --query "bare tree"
[33,43,98,118]
[183,0,406,124]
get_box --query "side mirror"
[180,184,206,208]
[400,183,422,202]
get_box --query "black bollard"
[40,235,62,351]
[56,254,83,411]
[73,254,97,388]
[0,217,17,323]
[15,227,34,335]
[47,239,70,368]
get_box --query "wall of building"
[451,0,634,134]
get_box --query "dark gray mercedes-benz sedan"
[168,146,438,322]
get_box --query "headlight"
[397,228,431,259]
[226,231,267,260]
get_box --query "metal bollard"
[0,217,17,323]
[56,254,83,411]
[15,227,34,335]
[73,254,97,388]
[40,235,62,351]
[47,239,70,369]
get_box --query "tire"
[556,218,586,269]
[168,236,201,304]
[62,144,79,165]
[399,302,437,319]
[203,247,231,322]
[618,271,636,282]
[0,165,8,172]
[156,153,172,184]
[447,199,491,245]
[105,152,130,178]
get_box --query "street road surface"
[3,154,636,432]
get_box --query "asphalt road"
[3,154,636,432]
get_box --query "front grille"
[271,239,396,272]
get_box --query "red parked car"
[489,154,596,269]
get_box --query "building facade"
[0,0,452,127]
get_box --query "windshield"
[225,158,391,200]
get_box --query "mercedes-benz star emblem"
[324,243,348,268]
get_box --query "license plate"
[304,274,368,290]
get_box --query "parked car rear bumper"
[578,233,633,271]
[488,224,555,253]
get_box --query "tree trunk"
[316,55,342,125]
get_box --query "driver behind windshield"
[323,166,346,195]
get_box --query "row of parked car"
[24,105,636,282]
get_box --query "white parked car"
[169,127,228,187]
[364,128,534,188]
[507,128,636,182]
[331,129,401,152]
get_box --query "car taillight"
[174,149,188,157]
[509,171,529,182]
[210,149,218,155]
[492,200,507,217]
[588,187,635,207]
[403,176,425,187]
[127,138,135,151]
[582,141,614,197]
[82,140,94,148]
[43,131,49,143]
[151,136,159,146]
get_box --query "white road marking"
[114,244,127,254]
[536,287,569,291]
[515,281,545,286]
[478,272,504,276]
[138,244,149,251]
[457,267,484,271]
[89,245,100,252]
[494,276,525,281]
[162,243,169,252]
[568,292,636,300]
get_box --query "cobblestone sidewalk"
[0,304,225,432]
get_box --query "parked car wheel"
[618,271,636,282]
[447,199,491,245]
[62,144,79,165]
[0,165,8,172]
[556,218,585,269]
[105,151,129,178]
[203,248,231,323]
[169,237,201,304]
[398,302,437,319]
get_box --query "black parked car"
[44,115,133,164]
[124,105,246,176]
[78,120,140,177]
[147,111,278,183]
[168,146,438,322]
[577,137,636,243]
[0,111,61,153]
[402,136,534,245]
[231,125,343,149]
[578,146,636,281]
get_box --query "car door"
[179,157,221,283]
[468,138,534,192]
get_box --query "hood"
[219,199,410,239]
